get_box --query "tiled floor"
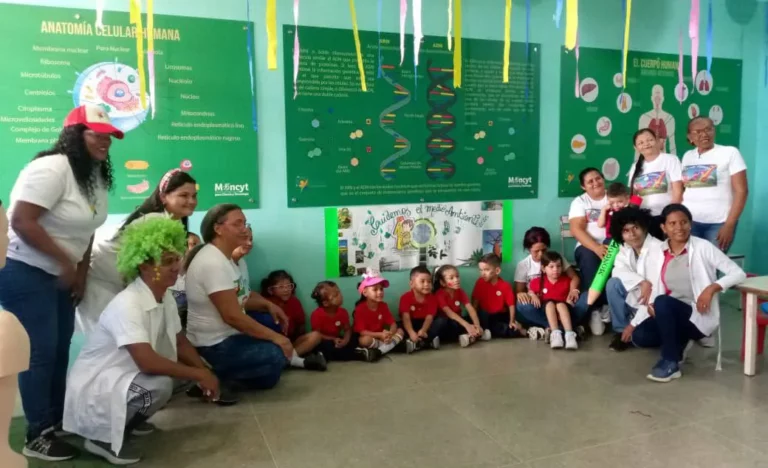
[10,293,768,467]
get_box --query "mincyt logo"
[508,176,533,187]
[214,183,250,196]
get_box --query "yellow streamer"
[565,0,578,50]
[453,0,462,88]
[622,0,632,88]
[349,0,367,92]
[129,0,146,109]
[266,0,277,70]
[503,0,511,83]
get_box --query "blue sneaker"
[646,359,682,383]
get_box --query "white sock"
[290,350,305,368]
[377,341,397,354]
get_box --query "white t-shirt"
[681,144,747,224]
[64,278,180,454]
[185,244,250,347]
[514,254,572,286]
[568,193,607,247]
[6,155,108,275]
[627,153,682,216]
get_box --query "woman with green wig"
[62,218,220,465]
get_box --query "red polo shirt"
[398,291,438,320]
[529,275,571,302]
[268,295,306,338]
[353,301,395,333]
[472,277,515,314]
[310,307,350,338]
[435,288,470,315]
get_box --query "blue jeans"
[575,246,606,307]
[605,278,636,333]
[196,334,287,389]
[247,310,282,333]
[631,295,705,362]
[0,259,75,440]
[691,221,734,253]
[516,292,590,328]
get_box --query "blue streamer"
[554,0,563,28]
[377,0,383,78]
[706,0,713,74]
[525,0,530,101]
[245,0,257,131]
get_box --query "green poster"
[284,26,540,208]
[558,46,742,197]
[0,4,258,212]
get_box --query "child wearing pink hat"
[353,269,404,356]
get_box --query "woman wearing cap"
[76,169,198,334]
[0,104,121,461]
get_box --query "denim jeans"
[691,221,735,253]
[516,292,590,329]
[196,334,286,389]
[575,246,606,307]
[247,310,282,333]
[0,259,75,440]
[605,278,636,333]
[631,295,705,362]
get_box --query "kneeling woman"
[630,204,745,382]
[64,218,219,465]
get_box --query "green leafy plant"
[458,248,485,267]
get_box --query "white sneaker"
[698,335,715,348]
[459,334,471,348]
[599,304,611,323]
[481,329,492,341]
[406,339,417,354]
[589,310,606,336]
[565,331,578,350]
[527,327,546,341]
[550,330,564,349]
[431,336,441,350]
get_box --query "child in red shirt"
[353,269,404,356]
[398,266,443,354]
[434,264,485,347]
[310,281,381,362]
[526,252,578,350]
[471,253,524,339]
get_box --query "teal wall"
[2,0,765,311]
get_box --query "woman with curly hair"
[64,218,219,465]
[76,168,198,334]
[0,104,119,461]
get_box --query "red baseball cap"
[63,104,124,139]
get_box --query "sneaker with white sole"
[23,428,79,462]
[550,330,564,349]
[406,339,417,354]
[304,353,328,371]
[599,304,611,323]
[589,310,605,336]
[565,331,578,350]
[85,439,141,465]
[459,334,471,347]
[131,421,156,437]
[354,347,382,362]
[430,336,441,350]
[481,329,492,341]
[527,327,546,341]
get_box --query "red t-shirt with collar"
[268,295,306,337]
[528,275,571,302]
[472,277,515,314]
[398,291,438,320]
[353,301,395,333]
[604,210,615,238]
[310,306,350,338]
[435,288,471,315]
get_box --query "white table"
[735,276,768,376]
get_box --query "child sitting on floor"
[353,269,404,356]
[527,251,578,350]
[471,253,525,338]
[399,266,442,354]
[433,264,486,347]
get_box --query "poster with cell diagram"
[284,25,541,208]
[558,46,741,197]
[326,201,512,278]
[0,4,258,212]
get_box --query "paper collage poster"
[332,201,506,277]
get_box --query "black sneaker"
[304,353,328,371]
[187,383,239,406]
[84,439,141,465]
[23,428,79,461]
[354,347,382,362]
[609,333,631,352]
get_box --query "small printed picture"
[355,250,365,264]
[482,229,503,259]
[481,201,503,211]
[337,208,352,230]
[356,267,367,275]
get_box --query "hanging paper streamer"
[95,0,104,29]
[147,0,156,118]
[266,0,277,70]
[574,35,580,98]
[400,0,407,65]
[413,0,423,66]
[565,0,578,50]
[706,0,712,75]
[525,0,530,100]
[292,0,300,99]
[453,0,462,88]
[503,0,511,83]
[765,5,768,87]
[246,0,258,130]
[678,30,684,103]
[128,0,146,110]
[448,0,453,50]
[554,0,563,27]
[377,0,383,78]
[689,0,700,86]
[349,0,367,92]
[621,0,631,89]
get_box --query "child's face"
[478,262,500,282]
[543,260,563,279]
[187,234,201,251]
[363,284,385,303]
[410,272,432,296]
[441,268,461,290]
[269,278,295,302]
[608,195,630,211]
[529,242,547,262]
[322,285,343,308]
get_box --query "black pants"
[477,310,524,338]
[316,335,360,361]
[400,317,444,341]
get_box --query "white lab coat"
[611,234,664,327]
[64,278,180,454]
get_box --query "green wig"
[116,217,187,282]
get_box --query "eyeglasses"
[271,283,295,291]
[690,127,714,136]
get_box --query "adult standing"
[76,169,198,334]
[682,116,748,252]
[628,128,683,239]
[0,105,120,461]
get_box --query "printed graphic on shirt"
[234,277,249,307]
[633,171,669,196]
[682,164,717,188]
[585,209,601,223]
